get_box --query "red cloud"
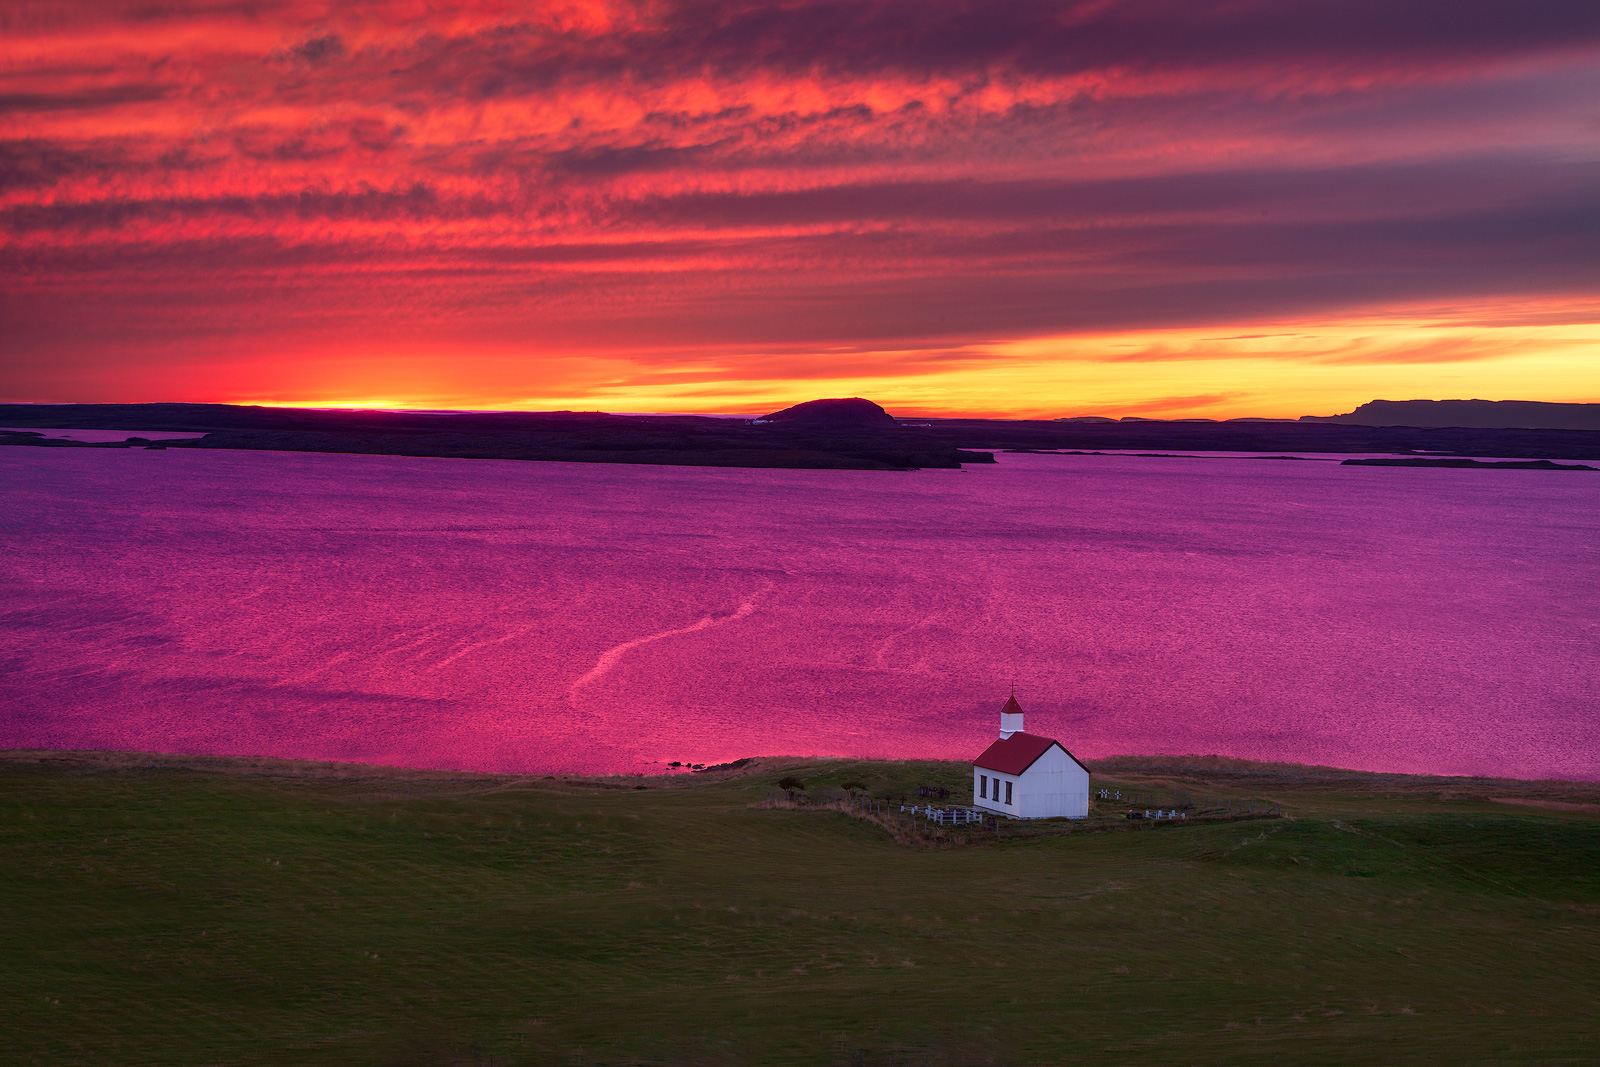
[1,0,1597,408]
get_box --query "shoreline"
[6,747,1597,803]
[5,403,1600,468]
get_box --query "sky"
[2,0,1597,418]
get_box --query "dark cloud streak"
[425,0,1600,92]
[0,84,173,113]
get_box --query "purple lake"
[1,447,1596,780]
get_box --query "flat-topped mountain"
[1303,399,1600,431]
[757,398,897,427]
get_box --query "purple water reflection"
[1,448,1595,779]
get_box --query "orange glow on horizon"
[203,309,1600,420]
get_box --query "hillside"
[1304,399,1600,431]
[3,750,1596,1065]
[7,402,1600,466]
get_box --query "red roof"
[973,732,1089,776]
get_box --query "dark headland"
[4,397,1600,468]
[1304,398,1600,432]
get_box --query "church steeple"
[999,692,1025,739]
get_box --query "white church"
[972,694,1091,819]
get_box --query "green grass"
[1,757,1597,1066]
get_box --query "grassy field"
[2,751,1597,1066]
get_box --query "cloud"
[288,33,345,65]
[0,0,1597,410]
[0,84,174,113]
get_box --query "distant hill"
[756,397,897,427]
[1303,399,1600,431]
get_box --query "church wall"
[973,746,1089,819]
[1017,747,1090,819]
[972,767,1016,816]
